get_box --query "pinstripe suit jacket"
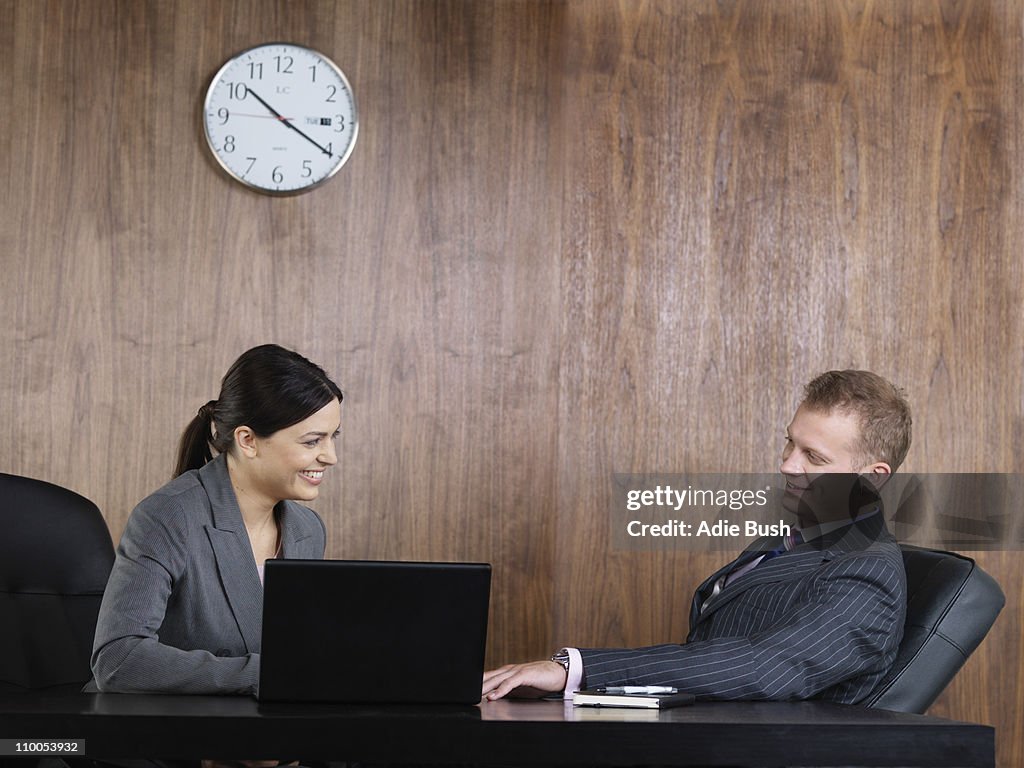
[579,517,906,703]
[89,453,326,695]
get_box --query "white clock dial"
[203,43,358,194]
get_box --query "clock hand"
[247,89,334,157]
[229,111,295,119]
[242,90,290,121]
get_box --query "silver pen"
[598,685,678,694]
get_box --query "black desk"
[0,691,994,767]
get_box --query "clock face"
[203,43,358,194]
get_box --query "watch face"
[203,42,358,194]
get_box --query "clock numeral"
[308,64,318,82]
[223,136,236,153]
[217,107,230,125]
[245,157,257,175]
[325,85,337,103]
[227,82,248,100]
[248,62,264,80]
[325,142,333,156]
[334,114,345,133]
[302,160,312,178]
[275,55,294,74]
[272,166,284,184]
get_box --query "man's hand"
[482,660,567,701]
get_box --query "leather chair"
[0,473,114,692]
[863,545,1004,713]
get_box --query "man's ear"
[860,462,892,489]
[233,426,259,459]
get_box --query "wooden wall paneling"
[556,1,698,651]
[316,1,567,666]
[5,0,122,511]
[553,1,1023,764]
[849,2,1024,762]
[1,0,1023,764]
[1,0,568,672]
[554,0,870,648]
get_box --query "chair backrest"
[0,473,115,691]
[863,545,1004,713]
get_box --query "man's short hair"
[801,370,913,471]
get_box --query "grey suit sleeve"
[91,497,259,695]
[579,553,904,701]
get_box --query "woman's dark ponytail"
[174,400,218,477]
[172,345,342,478]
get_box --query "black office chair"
[0,473,114,692]
[863,545,1004,713]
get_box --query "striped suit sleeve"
[579,552,905,702]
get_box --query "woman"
[90,344,342,695]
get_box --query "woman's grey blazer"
[90,453,327,695]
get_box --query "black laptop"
[259,559,491,704]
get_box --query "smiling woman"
[89,345,343,700]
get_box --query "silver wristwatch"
[550,649,571,672]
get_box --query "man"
[483,370,911,704]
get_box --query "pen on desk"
[597,686,678,694]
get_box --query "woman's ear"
[233,426,259,458]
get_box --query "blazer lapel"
[198,455,264,654]
[690,538,780,629]
[278,501,322,558]
[691,515,894,630]
[694,545,828,627]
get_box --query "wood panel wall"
[1,0,1021,764]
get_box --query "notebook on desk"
[259,559,491,704]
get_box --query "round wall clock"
[203,42,358,194]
